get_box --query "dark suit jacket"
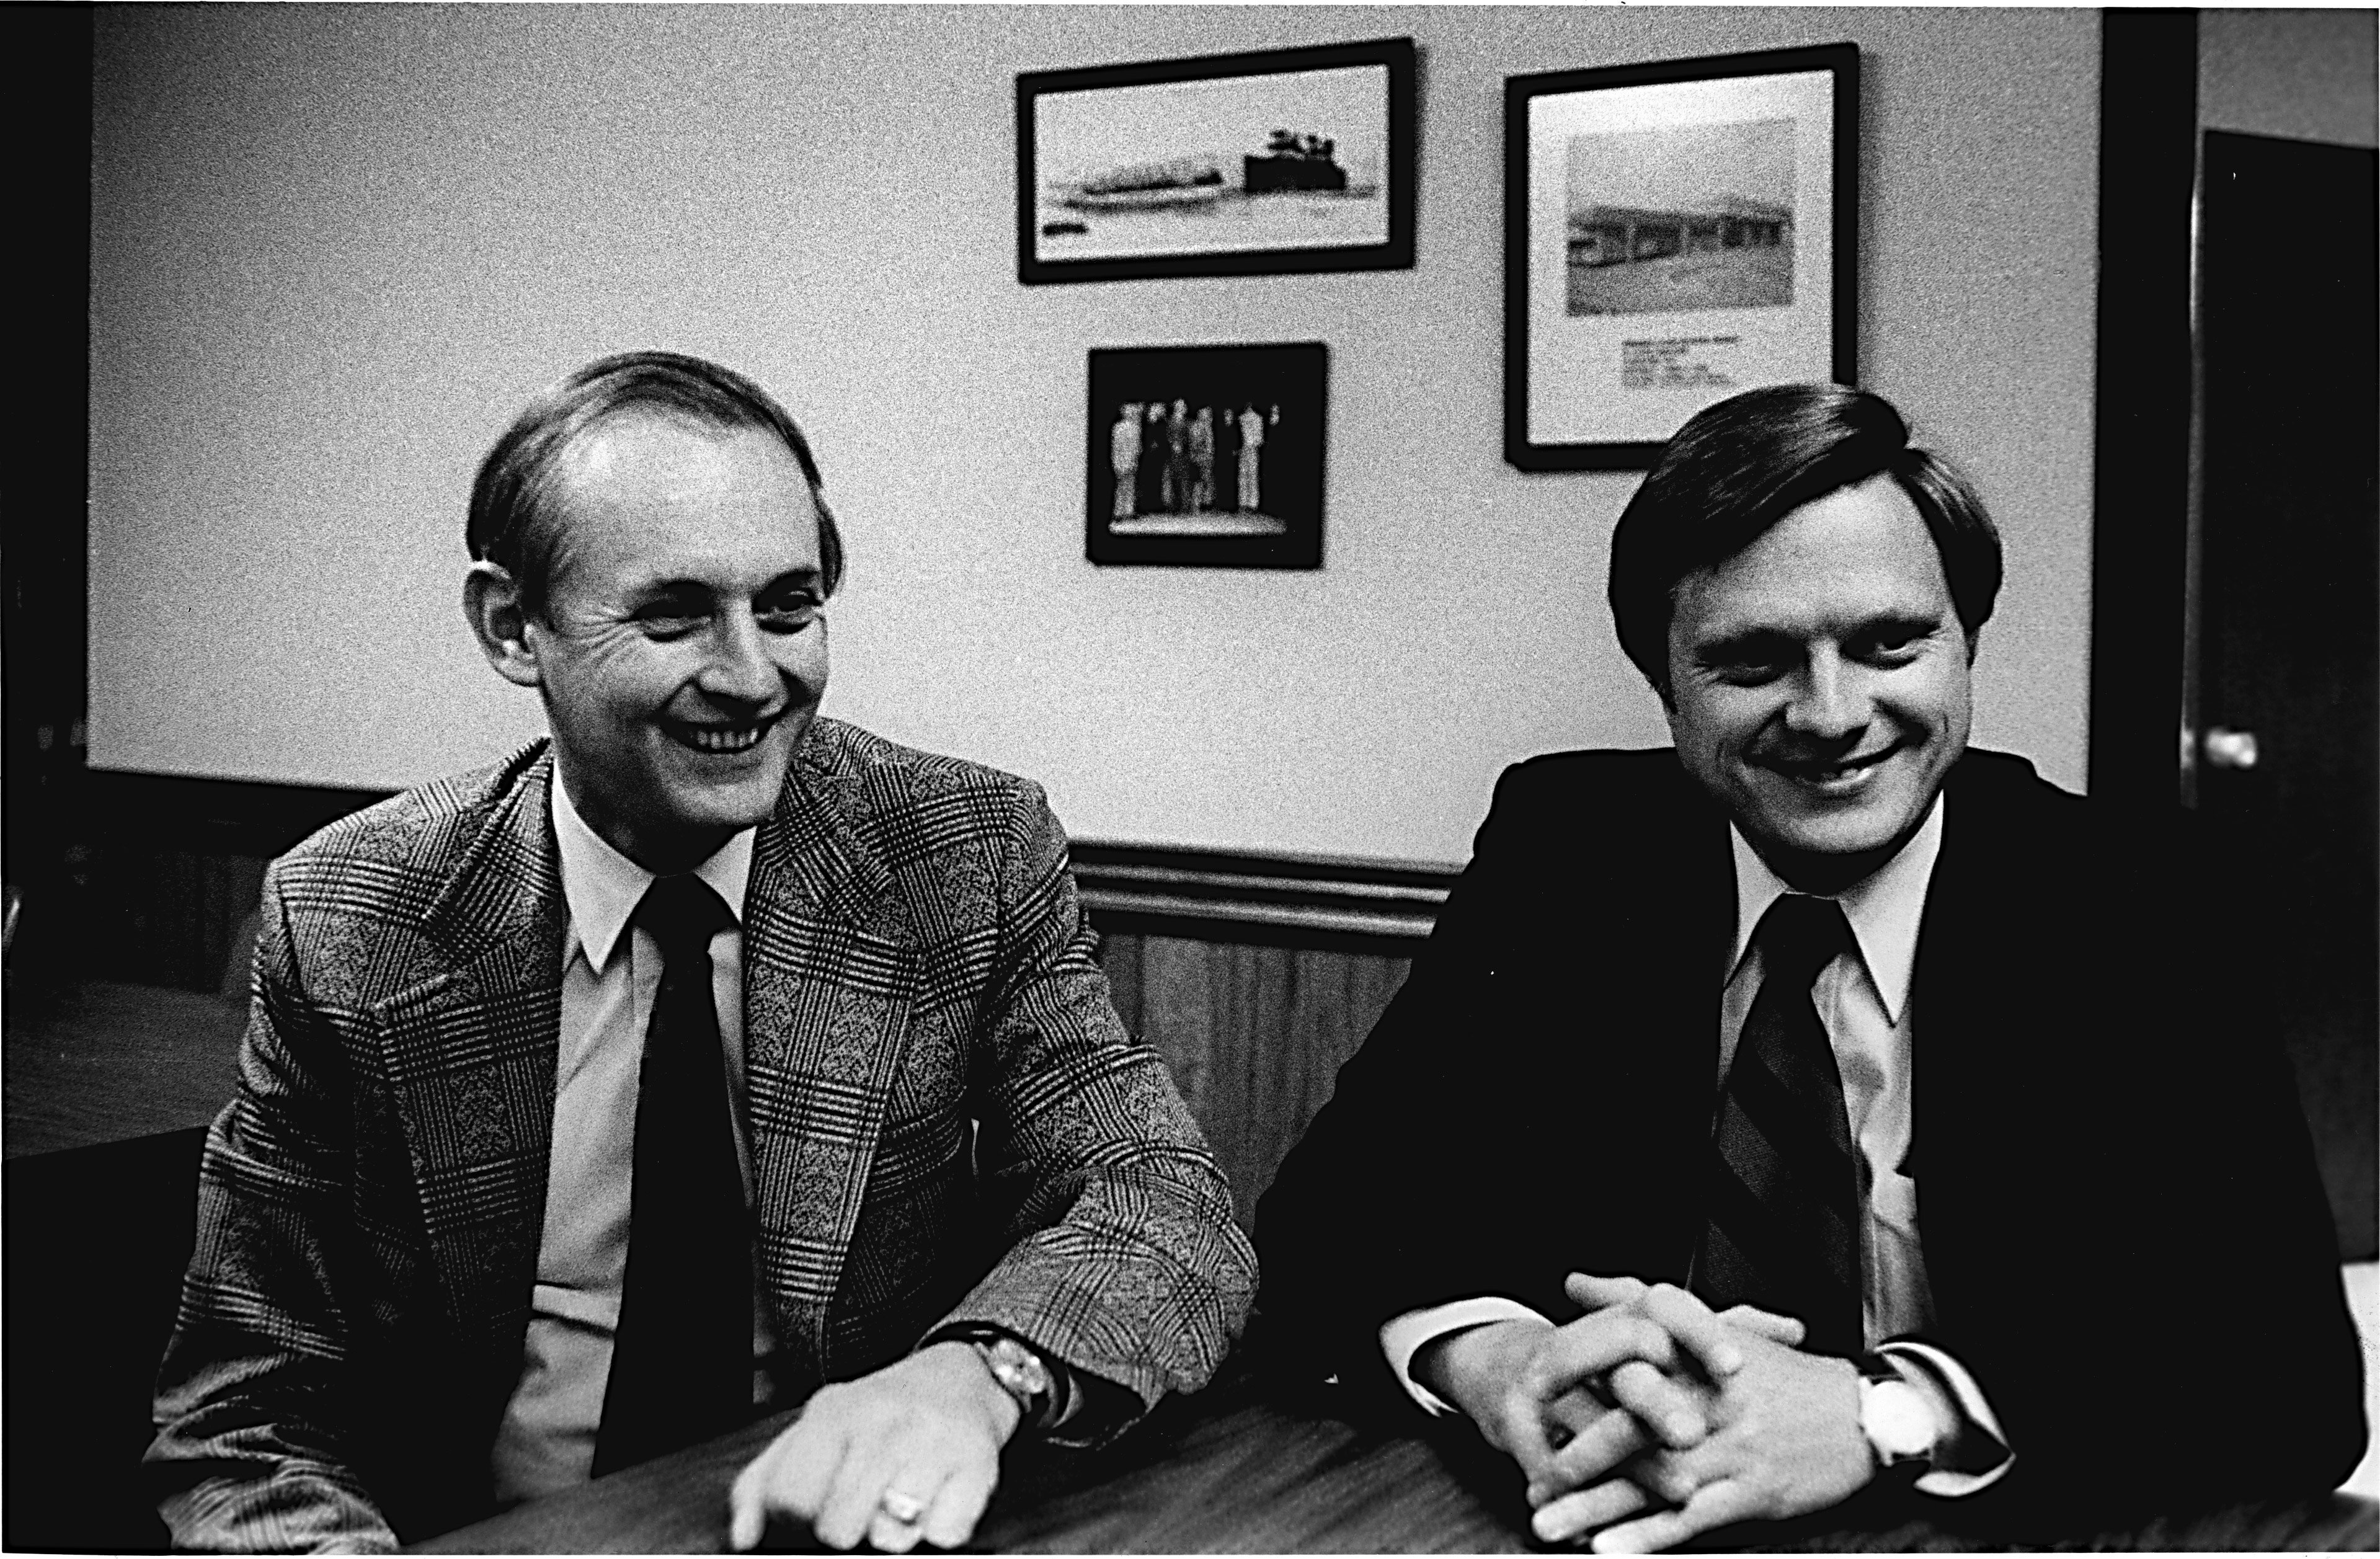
[1258,747,2363,1522]
[149,721,1256,1551]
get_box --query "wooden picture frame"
[1086,342,1326,569]
[1504,43,1859,470]
[1019,38,1416,285]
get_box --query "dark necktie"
[592,874,750,1475]
[1691,893,1865,1360]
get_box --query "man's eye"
[1715,660,1787,686]
[1701,647,1789,685]
[633,603,708,637]
[756,593,822,631]
[1854,631,1927,664]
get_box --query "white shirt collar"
[1725,793,1946,1026]
[549,762,754,974]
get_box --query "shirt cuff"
[1379,1297,1549,1416]
[1876,1339,2015,1496]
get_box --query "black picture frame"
[1504,43,1859,471]
[1086,342,1326,569]
[1019,38,1416,286]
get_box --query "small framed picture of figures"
[1086,342,1326,569]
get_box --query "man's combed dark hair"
[1607,383,2002,701]
[467,350,846,615]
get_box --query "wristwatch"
[932,1325,1063,1431]
[1858,1370,1939,1470]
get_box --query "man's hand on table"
[1528,1275,1869,1554]
[728,1341,1021,1553]
[1410,1281,1780,1517]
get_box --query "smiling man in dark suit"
[148,351,1255,1553]
[1258,384,2364,1550]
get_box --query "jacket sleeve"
[145,864,399,1553]
[928,780,1258,1441]
[1963,807,2368,1517]
[1878,794,2369,1522]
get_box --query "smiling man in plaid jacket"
[147,352,1256,1553]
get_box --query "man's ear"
[463,562,543,690]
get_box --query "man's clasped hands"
[1411,1275,1876,1554]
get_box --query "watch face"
[1862,1379,1936,1461]
[980,1338,1052,1415]
[994,1340,1049,1391]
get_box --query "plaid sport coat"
[148,719,1256,1552]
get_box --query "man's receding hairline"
[529,407,829,605]
[556,400,783,469]
[543,404,817,514]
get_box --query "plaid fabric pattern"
[147,720,1255,1552]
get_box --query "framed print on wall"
[1086,342,1326,569]
[1504,43,1858,471]
[1019,38,1416,285]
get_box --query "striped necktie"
[1691,892,1864,1359]
[593,873,749,1475]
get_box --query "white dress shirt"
[488,771,778,1504]
[1379,795,2012,1496]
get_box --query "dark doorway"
[2,3,94,988]
[2196,130,2378,1258]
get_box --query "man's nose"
[1784,647,1868,739]
[698,610,781,706]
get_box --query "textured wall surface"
[91,5,2099,861]
[2202,8,2377,148]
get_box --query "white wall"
[2203,8,2378,149]
[91,5,2099,864]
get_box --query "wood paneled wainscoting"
[1103,938,1407,1235]
[22,771,388,1002]
[10,775,1455,1235]
[1075,842,1452,1232]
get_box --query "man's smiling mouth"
[667,716,776,755]
[1767,745,1898,786]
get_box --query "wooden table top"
[415,1370,2379,1554]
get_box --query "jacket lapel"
[1529,755,1733,1281]
[1627,771,1736,1271]
[1899,752,2075,1341]
[370,747,565,1369]
[742,737,920,1375]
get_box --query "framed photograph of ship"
[1086,342,1326,569]
[1504,44,1859,470]
[1018,38,1416,285]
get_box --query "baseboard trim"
[1072,840,1453,950]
